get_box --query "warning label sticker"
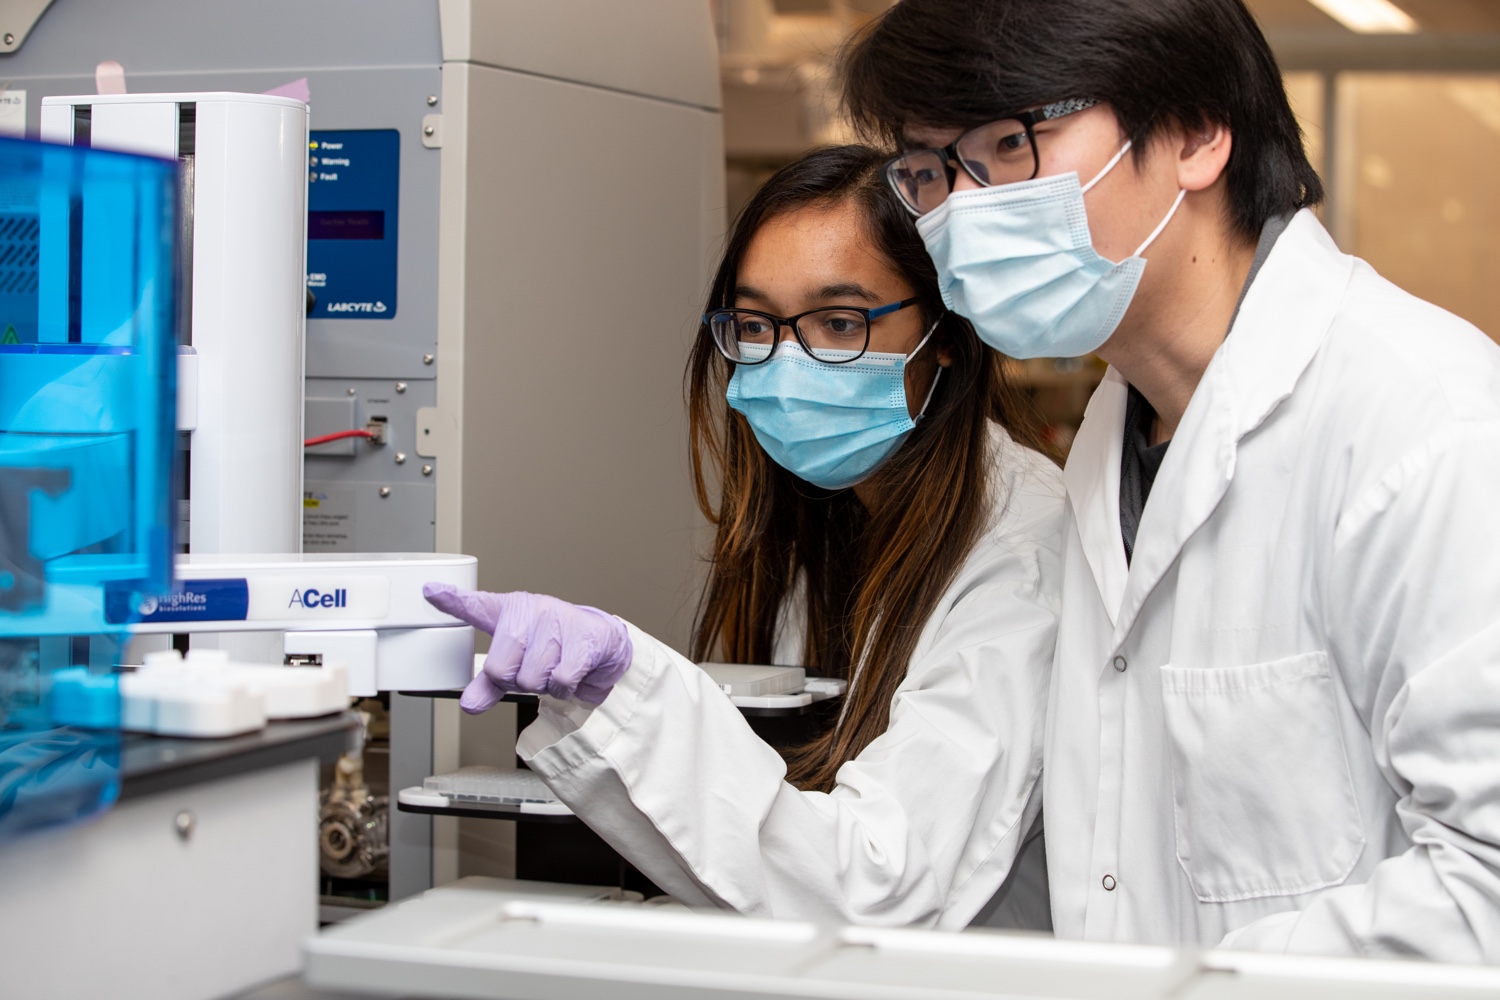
[303,487,356,552]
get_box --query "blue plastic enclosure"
[0,136,178,838]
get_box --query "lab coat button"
[1102,874,1117,891]
[1112,655,1127,672]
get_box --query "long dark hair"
[686,145,1052,792]
[842,0,1322,240]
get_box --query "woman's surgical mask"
[916,141,1185,360]
[726,320,942,490]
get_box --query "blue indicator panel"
[306,129,399,319]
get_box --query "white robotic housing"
[42,92,308,556]
[131,553,479,697]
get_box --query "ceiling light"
[1306,0,1418,34]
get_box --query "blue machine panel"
[306,129,399,319]
[0,138,177,635]
[0,135,177,841]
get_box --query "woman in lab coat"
[425,144,1066,929]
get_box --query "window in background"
[1336,73,1500,343]
[717,0,867,224]
[1283,71,1327,187]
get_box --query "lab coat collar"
[1062,369,1131,624]
[1064,209,1355,636]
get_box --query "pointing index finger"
[423,582,503,634]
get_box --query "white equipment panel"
[304,883,1500,1000]
[0,761,318,1000]
[128,553,478,696]
[129,553,477,633]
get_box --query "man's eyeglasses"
[705,298,920,365]
[883,98,1100,217]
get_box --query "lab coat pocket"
[1159,651,1364,903]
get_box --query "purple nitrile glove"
[423,583,633,714]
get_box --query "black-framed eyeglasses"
[705,297,920,365]
[883,97,1100,217]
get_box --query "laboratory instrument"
[0,0,724,900]
[0,120,357,1000]
[36,84,483,903]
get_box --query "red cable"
[304,428,374,447]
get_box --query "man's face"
[903,104,1188,265]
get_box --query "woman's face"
[735,199,951,418]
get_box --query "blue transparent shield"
[0,136,177,839]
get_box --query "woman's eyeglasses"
[706,298,921,365]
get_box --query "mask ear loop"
[1133,188,1187,258]
[1082,140,1133,194]
[914,368,943,422]
[907,313,945,422]
[1078,139,1188,258]
[903,314,944,362]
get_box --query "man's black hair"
[842,0,1323,239]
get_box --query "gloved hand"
[423,583,633,713]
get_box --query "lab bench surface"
[120,711,361,801]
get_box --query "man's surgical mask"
[916,141,1185,360]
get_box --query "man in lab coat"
[844,0,1500,959]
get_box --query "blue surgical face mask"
[725,321,942,490]
[916,141,1185,360]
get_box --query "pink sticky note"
[95,60,126,95]
[262,77,311,105]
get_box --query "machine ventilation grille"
[0,215,40,296]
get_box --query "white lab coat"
[518,427,1065,928]
[1045,209,1500,959]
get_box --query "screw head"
[4,33,15,46]
[174,810,194,840]
[422,353,434,365]
[379,486,391,498]
[426,94,438,106]
[395,381,408,394]
[395,452,407,465]
[423,125,435,136]
[421,464,433,477]
[346,387,356,396]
